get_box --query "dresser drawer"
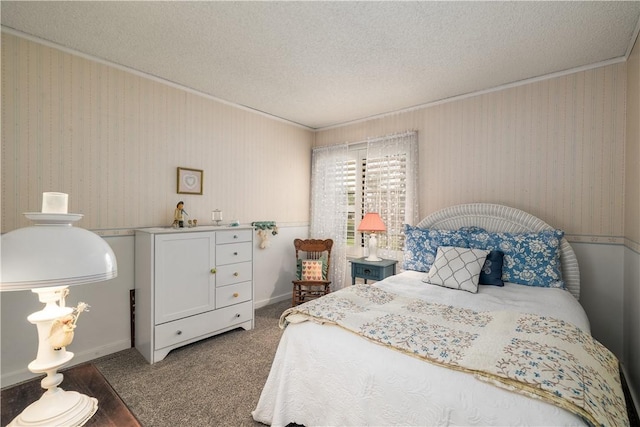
[216,261,252,287]
[154,301,253,350]
[216,281,252,309]
[217,242,252,265]
[216,229,252,244]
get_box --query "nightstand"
[1,363,141,426]
[350,257,398,285]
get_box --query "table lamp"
[357,213,386,261]
[0,192,118,427]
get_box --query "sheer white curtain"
[364,131,419,261]
[310,144,350,291]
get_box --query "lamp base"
[364,232,382,262]
[8,388,98,427]
[11,286,99,427]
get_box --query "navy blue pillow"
[479,250,504,286]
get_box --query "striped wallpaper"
[1,32,635,247]
[626,35,640,250]
[316,63,629,244]
[1,33,314,233]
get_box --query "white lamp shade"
[0,194,116,427]
[0,224,117,291]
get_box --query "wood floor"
[1,363,141,427]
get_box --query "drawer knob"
[364,269,371,274]
[233,272,239,277]
[233,235,238,239]
[233,252,238,256]
[233,292,239,298]
[210,268,216,274]
[234,313,241,318]
[176,330,182,335]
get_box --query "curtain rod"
[313,130,417,152]
[346,130,417,147]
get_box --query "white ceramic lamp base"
[9,388,97,427]
[364,233,382,261]
[8,286,98,427]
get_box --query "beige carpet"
[91,297,640,426]
[94,299,290,426]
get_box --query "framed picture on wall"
[177,167,203,195]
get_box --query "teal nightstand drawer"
[350,258,398,285]
[353,264,385,280]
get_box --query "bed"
[252,204,628,426]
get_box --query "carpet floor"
[94,299,291,426]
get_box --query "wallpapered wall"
[624,35,640,406]
[627,37,640,250]
[315,54,639,401]
[2,30,638,399]
[1,33,314,233]
[315,62,629,247]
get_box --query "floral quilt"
[281,285,628,427]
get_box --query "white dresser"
[134,226,254,363]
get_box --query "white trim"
[91,222,311,237]
[624,238,640,254]
[3,25,633,135]
[0,27,314,131]
[625,15,640,59]
[620,363,640,422]
[7,224,629,245]
[94,229,137,237]
[253,292,291,309]
[317,57,627,131]
[566,235,626,245]
[1,339,130,388]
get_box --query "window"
[345,141,415,259]
[362,153,409,254]
[310,131,418,290]
[345,150,363,251]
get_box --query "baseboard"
[621,364,640,426]
[1,339,131,389]
[254,293,291,309]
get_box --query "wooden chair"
[292,238,333,306]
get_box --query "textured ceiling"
[2,1,640,129]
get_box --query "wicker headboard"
[416,203,580,300]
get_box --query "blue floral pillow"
[468,229,564,288]
[403,224,469,272]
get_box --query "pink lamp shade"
[357,213,386,232]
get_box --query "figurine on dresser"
[174,201,188,228]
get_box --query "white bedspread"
[252,271,593,427]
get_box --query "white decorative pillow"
[424,246,490,293]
